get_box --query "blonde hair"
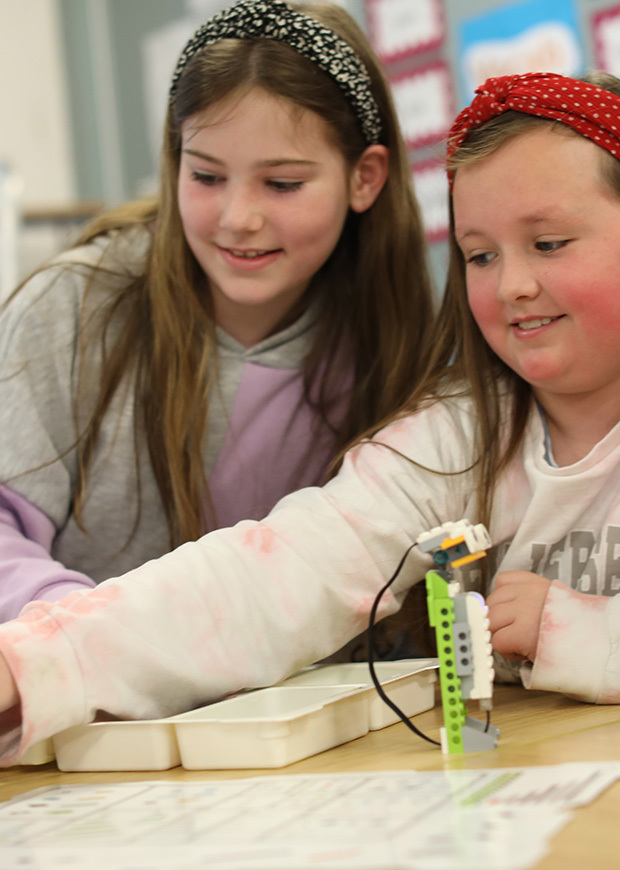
[38,1,434,548]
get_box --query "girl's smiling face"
[453,126,620,413]
[178,88,367,347]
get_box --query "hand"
[486,571,551,662]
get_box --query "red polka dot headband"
[446,72,620,188]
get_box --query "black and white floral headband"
[169,0,382,144]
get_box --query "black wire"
[367,542,440,747]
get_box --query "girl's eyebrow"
[457,210,576,242]
[520,211,569,226]
[454,227,489,246]
[260,158,318,168]
[182,148,317,168]
[183,148,316,168]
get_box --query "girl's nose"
[496,256,540,303]
[218,186,264,233]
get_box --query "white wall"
[0,0,75,208]
[0,0,78,292]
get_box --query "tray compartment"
[53,719,181,771]
[172,685,369,769]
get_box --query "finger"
[491,624,527,660]
[487,602,515,633]
[494,570,538,590]
[493,572,524,589]
[486,586,518,609]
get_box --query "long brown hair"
[32,2,435,548]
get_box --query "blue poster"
[458,0,583,105]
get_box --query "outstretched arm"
[0,487,416,763]
[0,404,476,766]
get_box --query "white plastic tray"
[43,658,437,772]
[281,658,438,729]
[173,685,369,769]
[15,738,56,766]
[53,718,181,772]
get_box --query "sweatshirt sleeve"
[0,264,82,531]
[0,486,96,622]
[0,262,101,623]
[0,405,475,764]
[521,581,620,702]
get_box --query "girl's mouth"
[226,248,274,259]
[513,315,564,332]
[218,246,282,269]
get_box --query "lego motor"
[419,520,499,755]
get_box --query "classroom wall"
[0,0,76,207]
[4,0,620,290]
[7,0,615,209]
[0,0,81,293]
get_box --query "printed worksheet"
[1,762,618,869]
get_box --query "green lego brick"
[426,570,467,754]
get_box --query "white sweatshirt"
[1,395,619,764]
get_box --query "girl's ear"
[349,144,389,213]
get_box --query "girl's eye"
[466,251,496,267]
[191,171,222,186]
[267,180,304,193]
[535,239,569,253]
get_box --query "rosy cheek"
[579,296,620,337]
[571,312,620,363]
[467,283,499,341]
[179,183,213,231]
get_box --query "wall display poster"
[593,6,620,77]
[412,159,449,243]
[365,0,445,65]
[389,62,453,149]
[458,0,583,105]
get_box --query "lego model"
[419,520,499,754]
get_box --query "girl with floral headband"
[4,67,620,763]
[0,1,433,622]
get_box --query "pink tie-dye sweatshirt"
[1,396,620,763]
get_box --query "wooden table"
[2,684,620,868]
